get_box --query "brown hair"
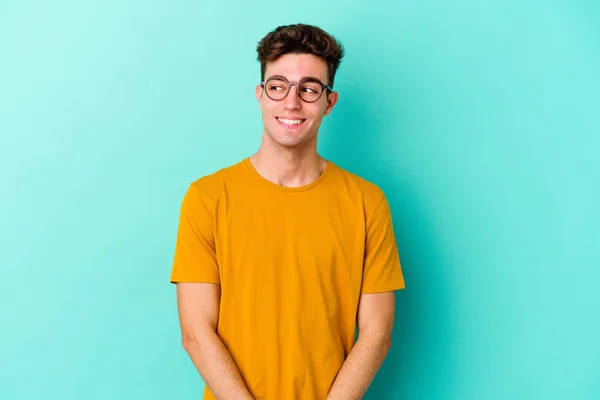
[256,24,345,89]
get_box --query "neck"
[249,131,328,188]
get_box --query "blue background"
[1,1,598,399]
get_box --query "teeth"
[278,118,304,125]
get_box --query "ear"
[256,84,264,103]
[323,90,339,116]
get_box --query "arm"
[177,282,254,400]
[326,291,396,400]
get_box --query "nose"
[283,83,302,110]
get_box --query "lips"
[276,117,306,129]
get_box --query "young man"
[170,24,405,399]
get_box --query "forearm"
[326,333,392,399]
[183,329,254,400]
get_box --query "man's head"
[255,24,344,150]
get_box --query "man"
[170,23,405,399]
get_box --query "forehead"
[264,53,328,83]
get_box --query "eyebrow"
[267,74,326,84]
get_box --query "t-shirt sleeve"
[361,194,405,294]
[170,183,220,284]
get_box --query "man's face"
[255,53,338,149]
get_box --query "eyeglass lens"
[264,78,323,102]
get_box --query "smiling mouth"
[276,117,307,129]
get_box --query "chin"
[273,136,306,148]
[272,131,315,149]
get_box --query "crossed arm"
[176,282,396,400]
[326,291,396,399]
[176,282,254,399]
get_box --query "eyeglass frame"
[259,76,334,103]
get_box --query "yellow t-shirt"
[171,157,405,399]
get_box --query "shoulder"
[183,159,246,209]
[330,162,386,207]
[188,159,245,193]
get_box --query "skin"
[177,52,396,400]
[250,52,338,188]
[178,283,254,399]
[325,291,396,399]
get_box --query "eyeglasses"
[260,77,333,103]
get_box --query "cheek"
[260,104,273,120]
[313,106,328,121]
[264,102,277,115]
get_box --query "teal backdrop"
[1,1,598,399]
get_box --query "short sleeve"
[361,194,405,294]
[170,183,220,284]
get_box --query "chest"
[213,195,367,287]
